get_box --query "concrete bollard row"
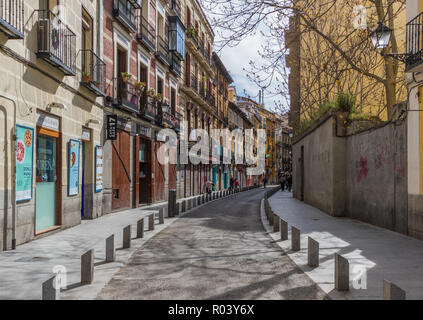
[334,253,349,291]
[149,213,155,231]
[383,280,406,300]
[307,237,319,268]
[42,276,60,300]
[123,225,131,249]
[106,234,115,262]
[273,214,279,232]
[291,226,300,251]
[280,219,288,241]
[158,208,165,224]
[81,249,94,284]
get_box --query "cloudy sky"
[212,27,288,114]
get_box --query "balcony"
[0,0,24,39]
[406,12,423,73]
[113,0,141,33]
[169,0,182,19]
[172,111,183,132]
[157,101,173,127]
[170,54,182,76]
[114,77,140,113]
[36,10,76,76]
[140,92,157,122]
[155,35,171,66]
[137,15,156,52]
[186,24,198,48]
[191,73,199,93]
[81,50,106,96]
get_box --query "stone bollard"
[168,189,177,218]
[280,219,288,241]
[308,237,319,268]
[81,249,94,284]
[383,280,406,300]
[137,219,144,239]
[202,194,205,204]
[123,225,131,249]
[269,210,274,226]
[159,208,165,224]
[273,214,280,232]
[175,202,180,216]
[105,234,115,262]
[42,276,60,300]
[334,253,349,291]
[291,227,300,251]
[148,213,155,231]
[182,200,186,213]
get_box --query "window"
[169,16,185,59]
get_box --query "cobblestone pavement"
[97,188,327,300]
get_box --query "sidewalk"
[0,194,214,300]
[265,192,423,300]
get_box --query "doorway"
[35,135,58,233]
[139,138,151,205]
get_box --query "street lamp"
[369,22,409,62]
[370,22,392,50]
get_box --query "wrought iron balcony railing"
[191,73,198,93]
[186,23,198,46]
[140,91,157,122]
[136,15,156,51]
[114,77,140,113]
[36,10,76,76]
[0,0,24,39]
[170,54,182,76]
[113,0,140,33]
[81,49,106,96]
[406,12,423,72]
[156,35,171,65]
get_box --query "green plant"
[337,92,356,113]
[121,72,132,82]
[82,72,90,82]
[147,89,155,97]
[155,93,163,101]
[134,81,146,90]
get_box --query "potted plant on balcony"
[82,72,90,83]
[154,93,163,102]
[121,72,132,83]
[186,27,195,37]
[135,81,146,92]
[147,89,156,97]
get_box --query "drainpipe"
[0,94,17,250]
[97,0,101,55]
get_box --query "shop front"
[112,117,132,211]
[35,111,61,234]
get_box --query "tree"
[201,0,406,122]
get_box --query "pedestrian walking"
[229,177,235,191]
[234,178,240,192]
[204,181,214,194]
[263,176,268,189]
[287,173,293,192]
[279,174,286,192]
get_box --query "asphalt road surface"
[97,188,327,300]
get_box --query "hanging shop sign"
[16,125,34,202]
[82,127,91,142]
[106,114,117,140]
[95,145,103,193]
[36,111,60,138]
[68,139,81,196]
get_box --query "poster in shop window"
[68,139,80,196]
[95,145,103,193]
[16,125,34,202]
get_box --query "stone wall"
[293,113,408,235]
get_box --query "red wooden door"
[112,130,131,211]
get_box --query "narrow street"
[97,189,327,300]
